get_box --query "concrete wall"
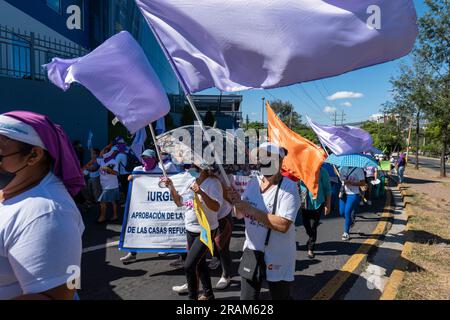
[0,77,109,156]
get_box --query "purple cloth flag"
[44,31,170,134]
[135,0,418,93]
[307,116,373,156]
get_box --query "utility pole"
[332,111,338,126]
[262,97,266,127]
[406,118,413,163]
[340,110,346,125]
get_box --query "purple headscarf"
[4,111,85,196]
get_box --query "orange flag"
[267,102,326,198]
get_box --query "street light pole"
[262,97,266,127]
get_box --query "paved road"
[78,194,389,300]
[408,156,450,172]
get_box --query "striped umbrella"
[325,153,378,168]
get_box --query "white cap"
[0,115,46,149]
[255,142,286,158]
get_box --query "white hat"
[254,142,286,158]
[0,115,46,149]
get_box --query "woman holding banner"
[228,142,301,300]
[120,149,179,264]
[163,162,223,300]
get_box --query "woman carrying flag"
[162,161,223,300]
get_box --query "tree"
[387,53,434,169]
[416,0,450,177]
[270,100,302,128]
[293,125,320,145]
[361,120,406,155]
[245,121,265,131]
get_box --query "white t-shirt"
[0,173,85,300]
[115,152,129,175]
[217,197,232,220]
[180,177,223,233]
[97,158,119,190]
[241,177,301,282]
[340,167,365,195]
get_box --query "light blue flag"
[131,128,147,161]
[156,117,166,136]
[87,130,93,150]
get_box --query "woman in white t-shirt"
[162,162,223,301]
[228,142,301,300]
[338,166,366,241]
[0,112,84,300]
[96,145,120,223]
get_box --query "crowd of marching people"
[0,110,396,301]
[74,132,390,300]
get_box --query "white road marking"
[83,241,119,254]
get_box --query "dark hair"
[93,148,101,155]
[18,141,52,166]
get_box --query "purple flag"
[44,31,170,134]
[307,116,373,156]
[135,0,417,93]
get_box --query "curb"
[379,185,414,300]
[312,189,394,300]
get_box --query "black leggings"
[240,278,291,300]
[302,205,323,251]
[185,229,218,300]
[213,213,233,278]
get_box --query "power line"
[286,86,324,120]
[299,84,323,111]
[313,81,329,104]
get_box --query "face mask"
[0,164,28,190]
[117,144,127,153]
[0,150,30,189]
[161,155,170,163]
[142,158,157,171]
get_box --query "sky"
[198,0,429,126]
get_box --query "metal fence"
[0,25,88,81]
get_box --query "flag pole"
[143,17,230,186]
[148,122,168,179]
[186,94,231,186]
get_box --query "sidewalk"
[384,167,450,300]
